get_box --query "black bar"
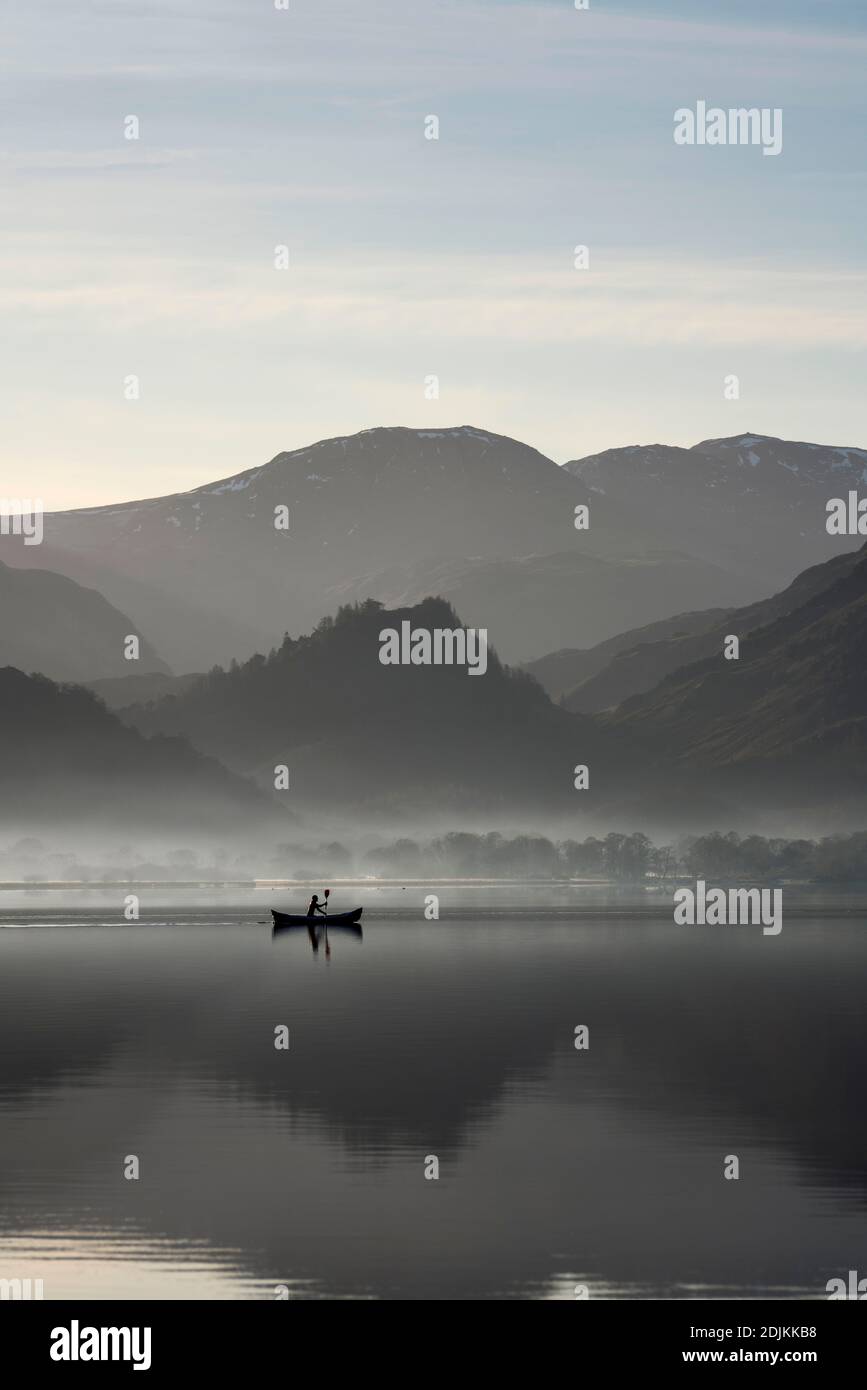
[7,1298,862,1375]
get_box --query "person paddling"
[306,892,328,919]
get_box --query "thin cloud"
[2,249,865,349]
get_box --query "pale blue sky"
[3,0,866,506]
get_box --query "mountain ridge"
[1,425,759,670]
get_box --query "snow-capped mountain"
[3,426,862,671]
[564,432,867,589]
[1,426,744,670]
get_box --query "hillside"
[0,667,286,834]
[561,545,866,713]
[121,597,627,816]
[606,547,867,799]
[0,560,169,682]
[524,607,732,703]
[119,553,867,824]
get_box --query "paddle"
[324,889,331,960]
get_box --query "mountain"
[559,545,866,713]
[565,432,867,591]
[121,597,627,817]
[0,426,764,671]
[524,607,732,703]
[7,420,861,695]
[0,667,286,835]
[605,543,867,806]
[319,550,755,665]
[0,559,169,682]
[121,552,867,826]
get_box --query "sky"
[2,0,867,508]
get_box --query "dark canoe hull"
[271,908,363,930]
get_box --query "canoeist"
[306,893,327,919]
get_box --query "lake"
[1,886,864,1300]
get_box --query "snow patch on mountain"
[207,471,263,496]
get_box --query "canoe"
[271,908,363,928]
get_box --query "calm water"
[1,887,865,1300]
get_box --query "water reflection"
[272,915,363,958]
[1,894,866,1299]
